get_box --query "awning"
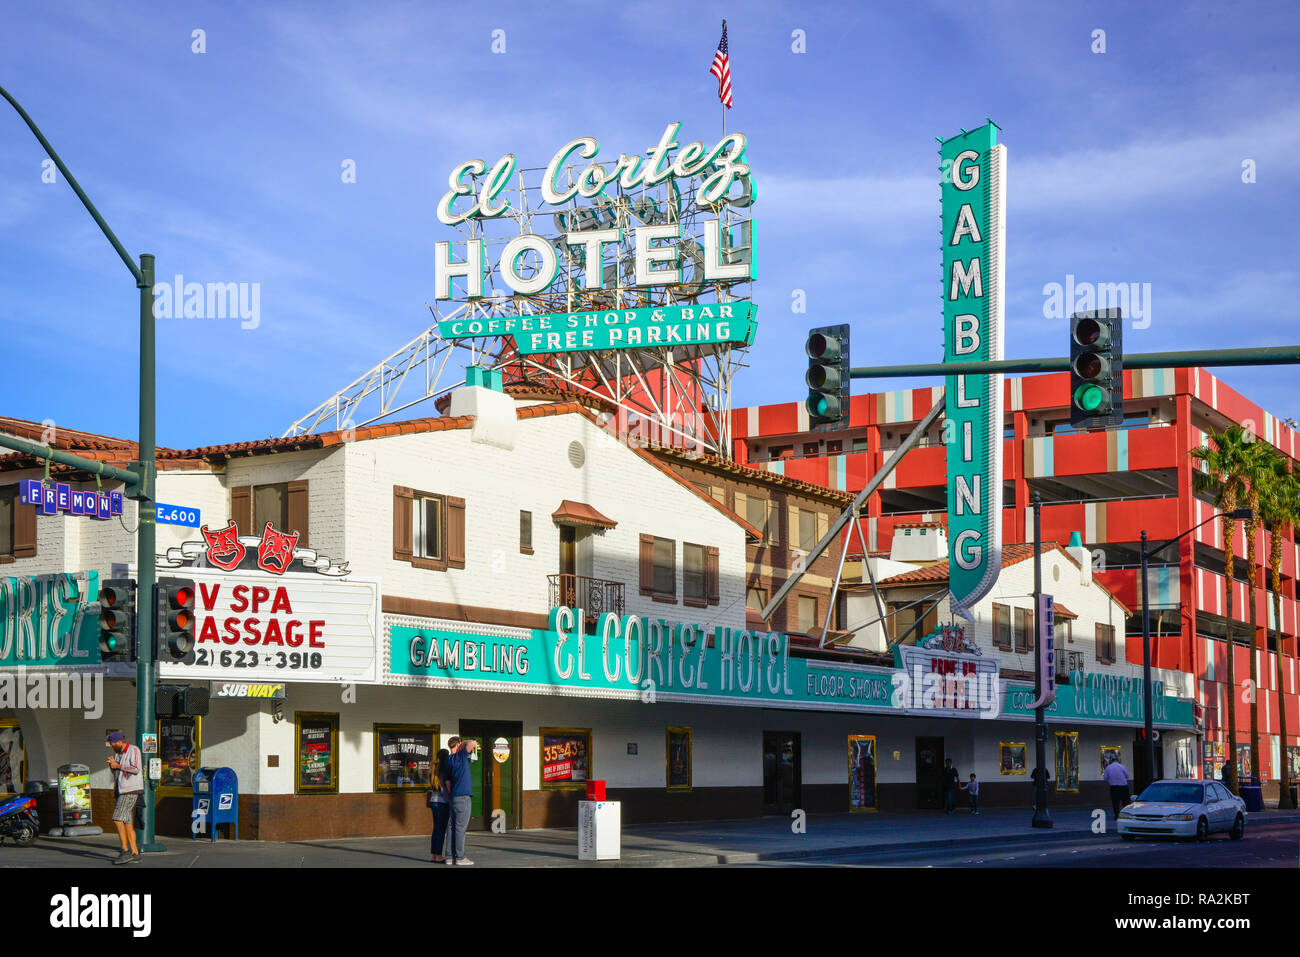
[552,500,617,530]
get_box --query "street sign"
[155,502,201,528]
[941,122,1006,618]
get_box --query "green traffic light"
[1074,383,1105,412]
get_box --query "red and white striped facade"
[729,366,1300,781]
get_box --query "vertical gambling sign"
[941,123,1006,617]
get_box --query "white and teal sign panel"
[941,123,1006,617]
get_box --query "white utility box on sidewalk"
[577,800,621,860]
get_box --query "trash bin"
[1239,777,1264,813]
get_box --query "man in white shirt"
[106,732,143,864]
[1103,756,1131,818]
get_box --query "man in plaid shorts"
[106,732,142,864]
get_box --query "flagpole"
[721,19,727,138]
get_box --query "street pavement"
[7,805,1300,867]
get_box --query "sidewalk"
[14,806,1300,867]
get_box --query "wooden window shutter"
[287,480,309,547]
[706,546,720,605]
[12,489,36,558]
[767,500,778,544]
[789,505,801,549]
[393,486,413,560]
[639,534,654,595]
[446,496,466,569]
[231,485,252,537]
[817,511,829,544]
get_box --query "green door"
[459,721,523,831]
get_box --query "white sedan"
[1117,780,1246,841]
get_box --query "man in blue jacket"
[443,736,478,865]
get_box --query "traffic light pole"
[0,86,163,851]
[847,345,1300,380]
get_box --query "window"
[684,543,707,607]
[415,494,444,560]
[887,600,938,643]
[640,535,676,601]
[0,486,13,558]
[236,480,309,545]
[798,595,818,633]
[734,492,777,545]
[802,442,819,457]
[393,486,465,571]
[296,712,339,794]
[0,719,26,796]
[540,728,591,788]
[827,440,842,455]
[374,724,437,792]
[790,506,828,552]
[1063,619,1073,644]
[771,445,794,461]
[0,483,36,562]
[1014,606,1035,653]
[519,510,533,555]
[1096,623,1116,664]
[666,727,692,790]
[254,482,288,531]
[746,587,768,614]
[852,437,869,452]
[992,603,1012,650]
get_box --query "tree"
[1237,436,1275,790]
[1191,426,1256,793]
[1258,448,1298,808]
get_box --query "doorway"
[762,731,801,814]
[915,736,945,809]
[458,720,523,832]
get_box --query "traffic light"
[805,324,850,428]
[156,577,196,663]
[156,684,210,717]
[1069,308,1123,428]
[97,579,136,662]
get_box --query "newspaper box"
[577,800,620,861]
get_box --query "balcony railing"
[548,574,625,619]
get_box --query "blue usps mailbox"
[192,767,239,841]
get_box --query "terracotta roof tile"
[648,445,855,505]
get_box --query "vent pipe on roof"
[1066,530,1092,586]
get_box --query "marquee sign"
[158,569,380,684]
[433,122,756,355]
[156,521,350,577]
[941,122,1006,617]
[0,571,101,668]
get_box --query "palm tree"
[1191,426,1256,793]
[1259,448,1298,808]
[1237,437,1275,791]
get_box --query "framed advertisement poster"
[1100,745,1122,776]
[666,727,692,790]
[540,728,590,789]
[0,719,25,797]
[999,741,1027,775]
[374,724,437,791]
[1202,740,1225,780]
[848,735,876,811]
[1055,731,1079,793]
[296,712,339,793]
[155,716,200,795]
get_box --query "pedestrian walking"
[1102,756,1131,818]
[443,736,478,865]
[960,772,980,814]
[428,747,451,863]
[941,758,959,813]
[105,732,142,864]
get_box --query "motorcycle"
[0,794,39,846]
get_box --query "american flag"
[711,22,733,109]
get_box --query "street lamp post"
[1139,507,1252,792]
[1031,491,1052,827]
[0,85,162,851]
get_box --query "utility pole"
[1139,530,1157,789]
[0,85,163,851]
[1031,490,1052,828]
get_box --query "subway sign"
[941,122,1006,617]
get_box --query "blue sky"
[2,0,1299,447]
